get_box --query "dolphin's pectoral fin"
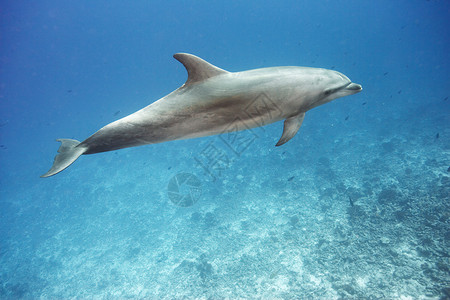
[276,113,305,146]
[41,139,87,177]
[173,53,229,86]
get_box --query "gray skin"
[41,53,362,177]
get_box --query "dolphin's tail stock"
[41,139,87,178]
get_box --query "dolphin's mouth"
[324,81,362,97]
[346,82,362,91]
[338,82,362,95]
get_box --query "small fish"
[287,176,295,182]
[436,133,440,139]
[114,110,121,116]
[362,102,367,105]
[67,90,72,93]
[269,268,281,279]
[383,72,388,76]
[345,116,349,121]
[444,97,448,101]
[398,90,402,94]
[349,196,354,207]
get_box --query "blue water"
[1,0,449,298]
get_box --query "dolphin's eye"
[324,89,333,96]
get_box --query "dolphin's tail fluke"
[41,139,87,178]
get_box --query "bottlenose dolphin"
[41,53,362,177]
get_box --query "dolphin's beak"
[346,83,363,93]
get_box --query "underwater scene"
[0,0,449,299]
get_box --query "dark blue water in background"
[1,1,449,298]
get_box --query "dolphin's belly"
[82,77,299,154]
[149,91,289,142]
[82,98,286,154]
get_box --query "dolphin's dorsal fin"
[174,53,229,86]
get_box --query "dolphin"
[41,53,362,177]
